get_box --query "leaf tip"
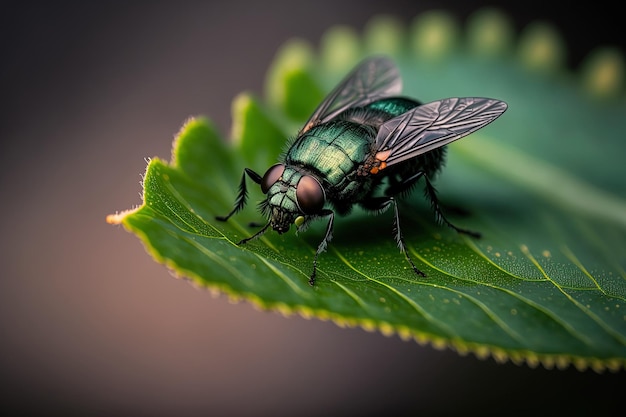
[171,116,217,166]
[105,208,138,225]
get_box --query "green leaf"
[108,9,626,371]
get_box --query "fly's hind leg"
[386,171,480,238]
[421,174,481,238]
[361,196,426,277]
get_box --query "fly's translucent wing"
[374,98,508,166]
[300,56,402,134]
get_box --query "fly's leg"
[361,196,425,277]
[390,197,425,277]
[310,209,335,286]
[215,168,262,222]
[384,171,424,196]
[238,221,271,245]
[421,174,481,238]
[386,171,480,238]
[216,168,266,244]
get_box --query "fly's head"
[259,164,326,234]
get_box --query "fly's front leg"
[238,221,271,245]
[216,168,262,222]
[310,209,334,286]
[361,196,425,278]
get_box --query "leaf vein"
[414,246,600,347]
[331,281,369,309]
[560,244,606,294]
[520,245,626,347]
[463,237,545,282]
[179,234,255,287]
[253,253,313,298]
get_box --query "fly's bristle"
[257,199,271,218]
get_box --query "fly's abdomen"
[364,97,420,119]
[286,121,373,187]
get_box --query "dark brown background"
[1,1,624,415]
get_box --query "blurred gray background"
[1,1,624,415]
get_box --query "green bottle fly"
[217,57,507,285]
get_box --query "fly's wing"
[300,56,402,134]
[374,97,508,167]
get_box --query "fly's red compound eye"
[260,164,285,194]
[296,175,325,214]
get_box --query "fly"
[217,57,507,285]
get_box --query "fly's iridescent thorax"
[260,164,326,234]
[286,121,374,188]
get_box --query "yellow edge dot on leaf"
[360,320,377,332]
[397,325,413,341]
[491,348,508,364]
[192,273,626,373]
[379,322,395,337]
[540,355,555,369]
